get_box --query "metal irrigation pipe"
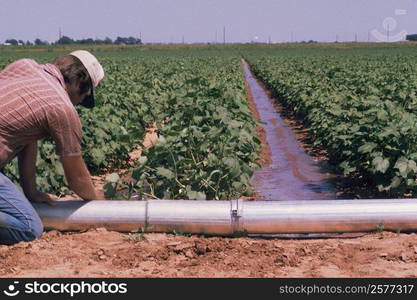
[33,199,417,235]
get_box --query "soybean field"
[2,43,417,198]
[245,44,417,194]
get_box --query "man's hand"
[27,191,58,206]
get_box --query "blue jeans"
[0,172,43,245]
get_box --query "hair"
[52,55,91,94]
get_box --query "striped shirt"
[0,59,83,169]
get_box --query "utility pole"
[268,35,271,44]
[355,33,357,42]
[59,27,62,40]
[223,26,226,44]
[182,35,184,44]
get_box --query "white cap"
[70,50,104,88]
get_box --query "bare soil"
[1,229,417,278]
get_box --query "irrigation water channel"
[242,60,337,201]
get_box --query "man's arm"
[18,142,56,205]
[60,155,105,200]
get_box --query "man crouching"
[0,50,105,245]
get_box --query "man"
[0,50,105,245]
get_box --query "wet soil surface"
[242,60,336,201]
[1,229,417,277]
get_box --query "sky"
[0,0,416,44]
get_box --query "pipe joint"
[230,199,243,234]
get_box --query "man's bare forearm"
[18,141,38,197]
[67,175,98,200]
[61,155,103,200]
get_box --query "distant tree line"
[56,36,142,45]
[2,36,142,46]
[4,39,33,45]
[406,34,417,41]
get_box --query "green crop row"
[106,55,260,200]
[245,49,417,193]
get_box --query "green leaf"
[107,173,120,183]
[186,189,206,200]
[90,148,106,166]
[138,156,148,165]
[156,167,175,179]
[358,142,376,154]
[372,157,390,174]
[103,182,117,199]
[132,169,142,181]
[408,160,417,172]
[54,162,65,176]
[339,161,356,175]
[157,135,167,145]
[394,159,408,177]
[390,176,402,189]
[394,159,417,177]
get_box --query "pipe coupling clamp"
[230,199,243,234]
